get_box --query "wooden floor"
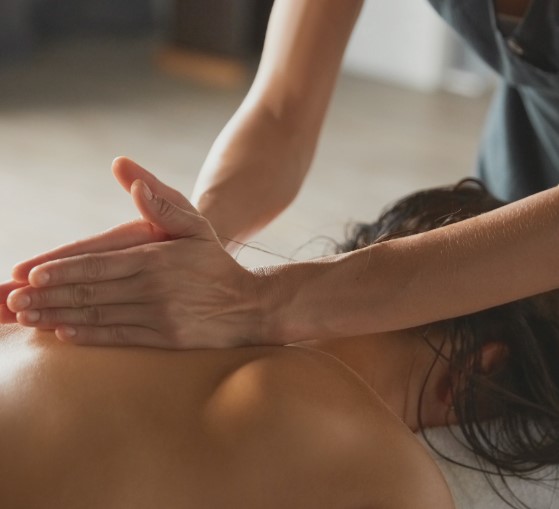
[0,37,490,274]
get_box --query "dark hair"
[335,179,559,509]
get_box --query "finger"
[16,303,153,329]
[0,280,27,302]
[13,159,187,283]
[131,180,216,241]
[55,324,163,349]
[0,304,17,324]
[27,248,150,288]
[112,157,191,209]
[7,277,149,312]
[12,219,168,282]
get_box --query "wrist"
[247,245,405,346]
[248,258,342,346]
[249,261,319,346]
[248,264,287,346]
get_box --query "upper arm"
[252,0,364,128]
[216,349,455,509]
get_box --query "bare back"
[0,325,454,509]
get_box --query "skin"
[190,0,365,245]
[0,323,457,509]
[0,0,550,350]
[191,0,531,243]
[3,159,559,349]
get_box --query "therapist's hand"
[3,161,266,349]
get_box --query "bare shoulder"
[219,346,456,509]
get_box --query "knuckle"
[81,306,103,325]
[143,245,164,268]
[151,247,166,266]
[154,301,173,325]
[136,276,153,300]
[181,214,209,238]
[109,325,128,346]
[161,301,184,331]
[143,248,174,281]
[71,284,95,307]
[33,290,51,308]
[156,197,175,219]
[82,255,106,282]
[40,308,62,325]
[195,214,210,229]
[160,301,176,321]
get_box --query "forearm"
[191,0,364,251]
[259,186,559,343]
[191,100,317,251]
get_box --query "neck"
[291,331,427,430]
[292,328,456,431]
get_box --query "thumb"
[112,157,190,209]
[130,180,215,240]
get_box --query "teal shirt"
[427,0,559,201]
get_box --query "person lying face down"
[1,179,557,509]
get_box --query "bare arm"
[261,184,559,342]
[5,169,559,349]
[191,0,364,250]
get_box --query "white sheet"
[416,426,559,509]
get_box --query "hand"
[0,158,170,324]
[3,159,267,349]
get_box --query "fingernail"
[31,270,50,286]
[9,294,31,311]
[58,326,77,340]
[20,310,40,323]
[142,182,153,201]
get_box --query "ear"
[439,341,509,397]
[479,341,509,376]
[436,342,509,416]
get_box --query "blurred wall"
[172,0,273,57]
[343,0,450,91]
[0,0,35,61]
[33,0,154,35]
[0,0,155,64]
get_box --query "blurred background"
[0,0,493,275]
